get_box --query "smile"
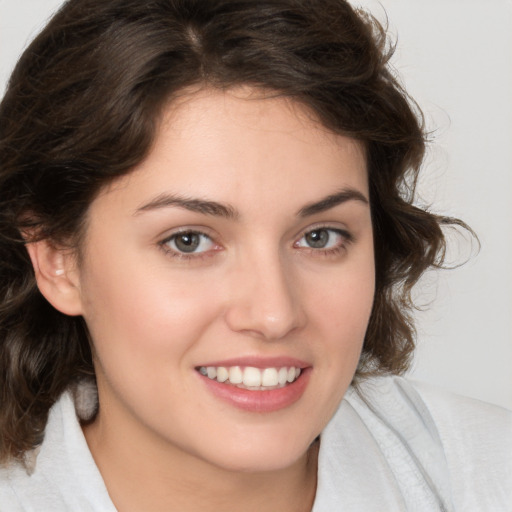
[198,366,302,390]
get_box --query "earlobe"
[25,240,83,316]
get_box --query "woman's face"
[75,88,375,473]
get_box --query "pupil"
[306,229,328,248]
[175,233,200,252]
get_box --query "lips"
[196,358,311,413]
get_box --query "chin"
[197,429,317,474]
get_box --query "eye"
[163,231,216,254]
[295,227,349,250]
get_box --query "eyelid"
[158,227,222,259]
[157,223,354,262]
[158,225,220,245]
[293,225,354,256]
[295,222,354,242]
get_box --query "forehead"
[98,87,368,216]
[161,86,366,165]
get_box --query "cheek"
[297,256,375,429]
[79,248,222,367]
[306,249,375,373]
[311,255,375,332]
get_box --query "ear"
[25,239,83,316]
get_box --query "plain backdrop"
[1,0,511,410]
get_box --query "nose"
[224,250,306,341]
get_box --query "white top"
[1,376,511,511]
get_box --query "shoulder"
[407,378,512,510]
[0,393,76,510]
[0,386,114,511]
[0,463,25,511]
[346,376,512,510]
[0,439,55,510]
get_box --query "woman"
[0,0,510,510]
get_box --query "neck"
[83,411,319,512]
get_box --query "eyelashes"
[164,231,217,254]
[159,229,221,261]
[294,227,353,251]
[159,226,354,261]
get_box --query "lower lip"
[199,369,311,413]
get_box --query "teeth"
[262,368,278,387]
[199,365,302,389]
[243,367,261,387]
[229,366,243,384]
[278,367,288,386]
[216,366,229,382]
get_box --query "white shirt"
[1,376,511,511]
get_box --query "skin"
[30,88,375,511]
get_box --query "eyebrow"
[134,187,368,219]
[134,193,238,219]
[297,188,369,217]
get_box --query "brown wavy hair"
[0,0,468,463]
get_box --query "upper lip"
[196,356,310,369]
